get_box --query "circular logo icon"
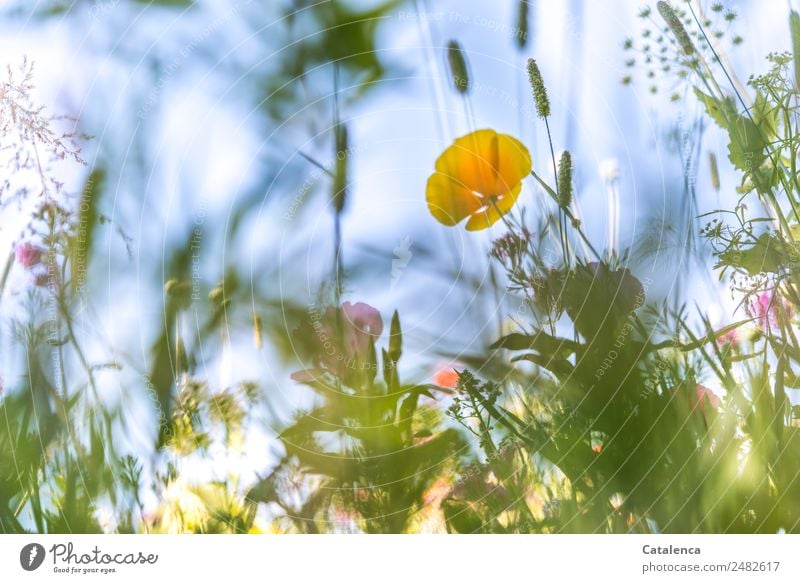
[19,543,46,571]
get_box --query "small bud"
[166,278,192,309]
[208,285,224,305]
[656,1,696,56]
[557,151,573,208]
[446,40,471,94]
[709,152,720,191]
[526,58,551,118]
[252,313,263,349]
[515,0,530,50]
[332,122,348,214]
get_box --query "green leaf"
[443,499,485,533]
[388,310,402,362]
[693,87,738,129]
[715,232,787,275]
[491,331,579,358]
[561,262,644,340]
[693,87,771,174]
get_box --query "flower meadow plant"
[3,0,800,538]
[425,129,532,230]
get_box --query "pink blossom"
[422,477,452,506]
[289,368,326,383]
[691,384,721,412]
[15,242,44,269]
[292,301,383,381]
[339,301,384,356]
[748,291,792,331]
[715,327,739,347]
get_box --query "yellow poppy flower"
[426,129,532,231]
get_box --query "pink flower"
[715,327,739,347]
[289,368,326,383]
[748,291,792,331]
[691,384,721,412]
[292,301,383,381]
[422,477,452,506]
[339,301,384,356]
[432,362,464,389]
[15,242,44,269]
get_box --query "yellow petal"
[495,133,532,190]
[465,183,522,231]
[426,171,482,226]
[435,129,503,196]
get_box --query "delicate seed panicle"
[446,40,471,94]
[656,1,696,56]
[557,151,573,207]
[526,58,550,118]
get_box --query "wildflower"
[433,362,464,389]
[609,492,625,511]
[747,291,792,331]
[691,383,721,412]
[526,59,550,118]
[715,327,739,347]
[292,301,383,381]
[591,430,604,453]
[490,229,531,265]
[426,129,532,231]
[15,242,44,268]
[422,477,452,507]
[289,369,324,383]
[331,507,358,525]
[598,158,620,183]
[339,301,383,355]
[656,1,696,56]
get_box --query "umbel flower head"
[426,129,532,231]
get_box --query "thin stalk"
[544,117,570,266]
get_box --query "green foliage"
[253,312,464,533]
